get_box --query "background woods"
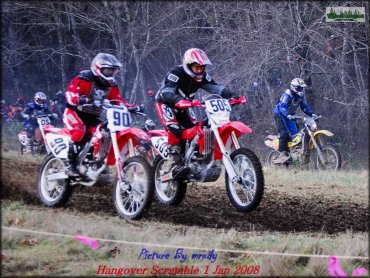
[1,1,369,167]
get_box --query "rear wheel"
[37,154,71,207]
[226,148,264,212]
[153,156,187,206]
[113,156,154,220]
[312,144,342,171]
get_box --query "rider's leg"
[155,102,192,179]
[24,125,35,153]
[63,108,86,176]
[273,115,291,163]
[167,125,190,179]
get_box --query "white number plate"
[151,136,170,159]
[37,116,51,126]
[107,106,131,132]
[205,99,231,114]
[45,133,69,158]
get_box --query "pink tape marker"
[328,256,368,277]
[74,235,99,250]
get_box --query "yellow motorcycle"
[264,115,341,171]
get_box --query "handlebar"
[290,115,322,120]
[175,96,247,109]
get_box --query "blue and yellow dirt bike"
[264,115,342,171]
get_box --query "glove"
[312,113,318,118]
[175,100,193,109]
[287,115,294,120]
[78,95,89,105]
[93,99,102,107]
[24,114,30,120]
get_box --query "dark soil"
[1,157,368,234]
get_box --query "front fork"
[307,129,326,165]
[110,132,134,187]
[213,128,240,182]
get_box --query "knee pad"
[25,125,35,138]
[167,124,181,144]
[69,125,86,142]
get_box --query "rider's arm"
[276,91,291,117]
[20,105,32,119]
[65,77,91,106]
[200,74,237,98]
[300,95,313,116]
[157,69,185,108]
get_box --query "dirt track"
[1,157,368,234]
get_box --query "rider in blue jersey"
[273,78,317,163]
[20,92,57,152]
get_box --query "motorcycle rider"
[63,53,143,176]
[138,119,156,153]
[273,78,317,164]
[20,92,57,153]
[142,119,156,132]
[155,48,238,179]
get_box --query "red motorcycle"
[151,95,264,212]
[36,99,154,220]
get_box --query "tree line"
[2,1,369,166]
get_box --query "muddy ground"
[1,157,368,234]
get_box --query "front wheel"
[37,154,71,207]
[153,156,187,206]
[113,156,154,220]
[226,148,264,212]
[312,144,342,171]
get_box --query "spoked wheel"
[153,156,187,206]
[37,154,71,207]
[313,144,342,171]
[113,156,154,220]
[226,148,264,212]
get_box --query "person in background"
[20,92,57,153]
[273,78,317,163]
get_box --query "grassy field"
[1,200,368,277]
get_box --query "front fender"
[219,121,252,140]
[309,130,334,149]
[214,121,253,160]
[106,127,150,165]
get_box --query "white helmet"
[290,78,307,97]
[182,48,212,82]
[34,92,47,106]
[90,53,122,85]
[145,119,155,131]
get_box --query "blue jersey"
[21,102,51,127]
[274,89,313,117]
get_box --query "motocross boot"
[24,137,33,154]
[66,143,80,177]
[273,151,291,164]
[169,144,190,179]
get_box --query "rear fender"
[309,130,334,149]
[264,135,279,150]
[214,121,253,159]
[106,127,150,165]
